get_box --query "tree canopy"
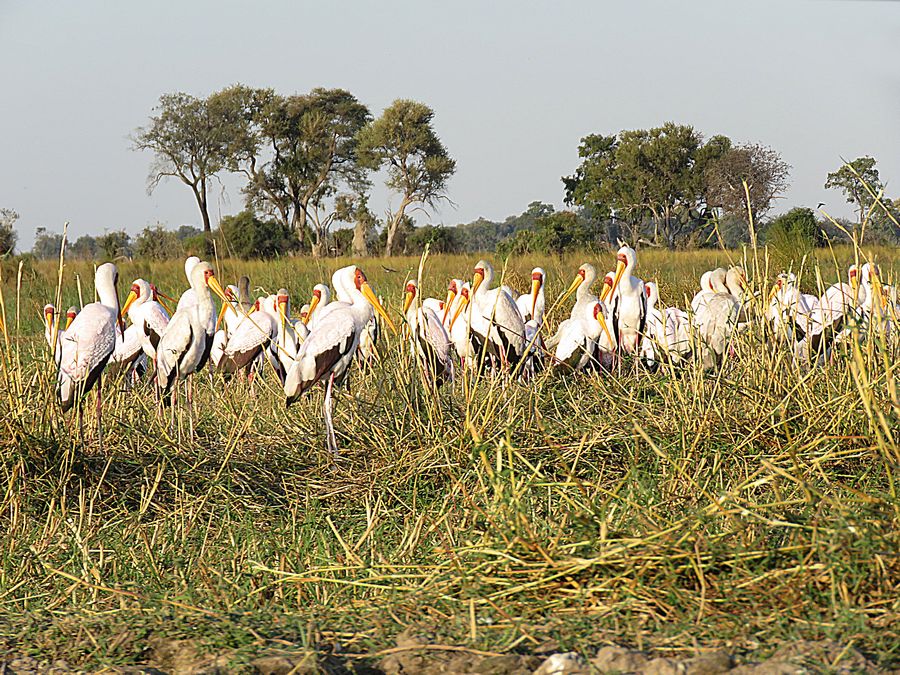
[132,93,244,236]
[357,99,456,256]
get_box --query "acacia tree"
[564,124,727,248]
[825,156,883,228]
[132,93,242,234]
[356,100,456,256]
[704,143,790,226]
[216,86,371,255]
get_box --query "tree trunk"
[352,218,368,257]
[311,230,326,259]
[291,203,307,248]
[384,198,411,257]
[194,180,213,256]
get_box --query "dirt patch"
[0,636,890,673]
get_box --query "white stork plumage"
[284,265,396,455]
[121,278,170,361]
[56,263,120,414]
[218,296,280,381]
[402,279,454,386]
[516,267,546,325]
[465,260,526,369]
[156,261,229,402]
[551,301,607,372]
[403,279,453,386]
[609,246,647,356]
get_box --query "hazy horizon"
[2,0,898,250]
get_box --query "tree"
[69,235,98,260]
[564,124,727,249]
[32,227,63,260]
[704,143,790,226]
[351,194,377,257]
[217,86,371,255]
[357,99,456,256]
[132,92,243,235]
[134,225,183,260]
[97,230,132,260]
[218,210,299,259]
[764,207,823,268]
[825,156,888,227]
[0,208,19,256]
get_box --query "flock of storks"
[39,246,896,452]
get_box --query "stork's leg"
[187,374,195,437]
[323,372,338,457]
[95,374,103,451]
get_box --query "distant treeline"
[15,201,878,264]
[1,81,898,260]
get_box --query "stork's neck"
[97,280,119,312]
[193,280,214,325]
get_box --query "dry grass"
[0,245,898,671]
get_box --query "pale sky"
[1,0,898,249]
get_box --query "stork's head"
[450,285,471,330]
[351,266,397,334]
[472,260,491,295]
[403,279,418,314]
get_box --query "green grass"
[0,246,899,671]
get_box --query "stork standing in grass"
[156,261,229,420]
[608,246,646,357]
[56,263,120,442]
[402,279,453,386]
[284,265,396,455]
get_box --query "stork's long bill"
[609,253,628,299]
[450,289,469,329]
[530,272,541,318]
[402,285,416,315]
[557,273,584,307]
[303,292,320,325]
[360,282,397,334]
[595,303,613,346]
[443,285,456,324]
[120,285,140,319]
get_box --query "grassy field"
[1,246,899,672]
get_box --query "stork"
[284,265,395,455]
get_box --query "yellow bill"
[450,293,470,330]
[303,294,320,325]
[120,290,138,320]
[361,282,397,335]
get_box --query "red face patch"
[225,288,235,300]
[461,288,470,299]
[204,269,214,282]
[313,289,321,300]
[532,271,542,281]
[277,294,288,305]
[131,283,141,296]
[474,267,484,277]
[406,283,416,295]
[645,286,651,298]
[449,280,457,293]
[593,303,601,319]
[578,269,586,280]
[617,253,627,264]
[355,269,367,290]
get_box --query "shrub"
[218,211,299,259]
